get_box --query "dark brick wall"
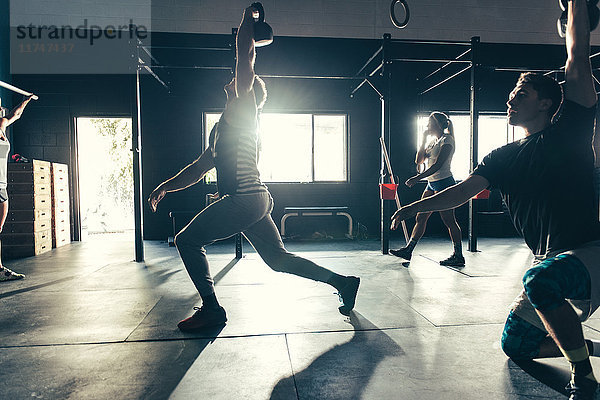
[11,75,133,167]
[9,32,571,242]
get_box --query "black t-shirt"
[473,100,600,256]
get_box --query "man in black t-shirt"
[391,1,599,398]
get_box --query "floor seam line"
[124,295,164,342]
[284,334,301,400]
[417,254,474,277]
[387,288,439,328]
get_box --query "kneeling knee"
[500,333,538,361]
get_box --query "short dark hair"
[253,76,267,110]
[517,72,563,118]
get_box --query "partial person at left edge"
[0,95,35,281]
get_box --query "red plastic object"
[473,189,490,199]
[379,183,398,200]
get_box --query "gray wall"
[9,0,600,45]
[149,0,597,44]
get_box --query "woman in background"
[390,111,464,266]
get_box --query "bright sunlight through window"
[205,113,347,183]
[417,114,525,181]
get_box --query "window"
[204,112,348,183]
[417,113,525,181]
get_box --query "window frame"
[416,111,525,181]
[202,110,350,184]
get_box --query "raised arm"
[564,0,597,107]
[0,95,34,132]
[392,174,489,230]
[148,149,215,212]
[415,133,429,166]
[235,7,257,96]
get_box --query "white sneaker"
[0,266,25,281]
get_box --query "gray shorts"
[0,187,7,203]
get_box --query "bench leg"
[339,212,353,236]
[280,213,298,236]
[235,233,243,259]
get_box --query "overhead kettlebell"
[557,0,600,37]
[251,2,273,47]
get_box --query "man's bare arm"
[392,174,489,230]
[235,7,257,96]
[564,0,597,107]
[148,149,215,212]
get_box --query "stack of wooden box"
[2,160,53,258]
[51,162,70,248]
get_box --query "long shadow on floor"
[270,312,405,400]
[144,325,227,400]
[509,359,570,397]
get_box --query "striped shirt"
[210,115,267,196]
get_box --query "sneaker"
[389,247,412,260]
[337,276,360,316]
[177,306,227,332]
[0,266,25,282]
[439,253,465,267]
[566,376,598,400]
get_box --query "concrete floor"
[1,236,599,400]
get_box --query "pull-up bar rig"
[350,34,600,255]
[133,31,376,260]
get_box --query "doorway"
[76,117,134,241]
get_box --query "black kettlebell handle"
[251,2,265,23]
[390,0,410,29]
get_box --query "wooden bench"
[280,207,353,237]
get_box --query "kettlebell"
[557,0,600,38]
[251,2,273,47]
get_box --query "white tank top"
[425,134,455,182]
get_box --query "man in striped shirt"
[148,5,360,332]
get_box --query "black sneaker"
[439,253,465,267]
[389,247,412,260]
[566,376,598,400]
[178,306,227,332]
[337,276,360,316]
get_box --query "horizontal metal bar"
[141,45,231,51]
[259,74,363,80]
[354,45,383,78]
[391,58,472,64]
[421,48,472,81]
[388,38,471,46]
[147,65,233,71]
[494,67,556,73]
[419,65,471,95]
